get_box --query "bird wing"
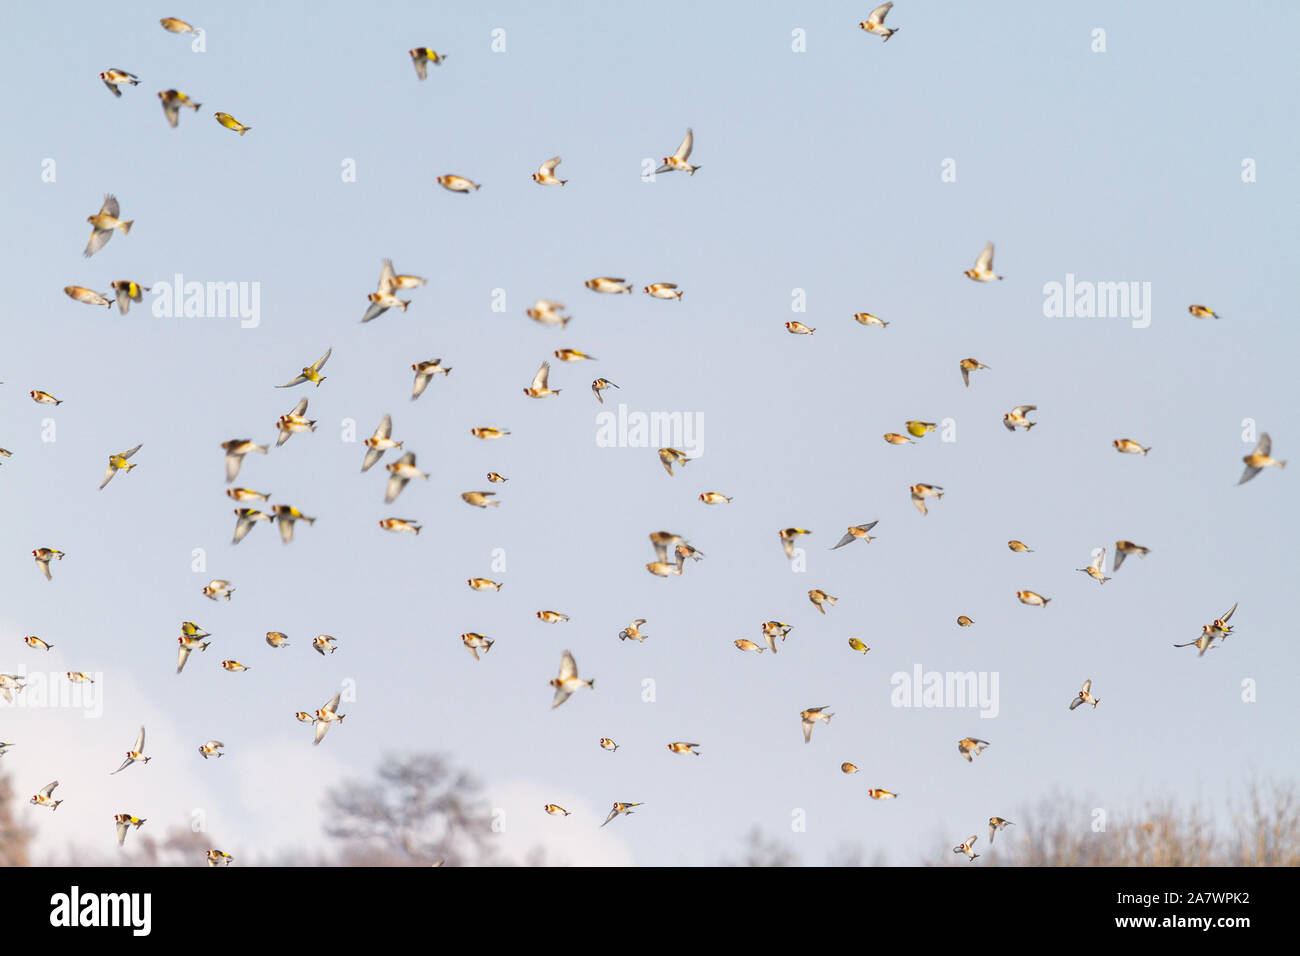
[290,399,309,418]
[276,372,309,388]
[162,98,180,127]
[412,55,428,80]
[1082,679,1092,696]
[99,465,117,490]
[373,414,393,441]
[378,259,397,295]
[1254,433,1272,457]
[531,362,551,391]
[313,719,332,744]
[1090,549,1105,573]
[961,365,971,387]
[118,443,142,461]
[551,685,573,709]
[1014,405,1037,415]
[37,557,51,580]
[277,514,296,543]
[831,532,854,550]
[322,692,341,715]
[674,128,694,162]
[361,445,385,472]
[84,227,113,258]
[801,716,814,743]
[177,644,192,673]
[41,781,58,798]
[911,493,927,515]
[310,348,332,373]
[1219,601,1238,624]
[385,472,410,504]
[1113,547,1128,572]
[601,806,619,827]
[869,2,893,26]
[103,77,122,97]
[116,820,129,845]
[111,757,132,775]
[1238,462,1262,485]
[540,156,561,176]
[975,241,995,272]
[134,726,146,752]
[558,650,578,681]
[361,299,388,323]
[101,194,120,218]
[411,370,432,400]
[232,513,257,544]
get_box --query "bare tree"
[0,772,33,866]
[324,753,502,866]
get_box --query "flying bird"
[550,650,594,709]
[859,3,900,41]
[84,194,132,257]
[111,727,149,774]
[1070,679,1101,710]
[99,443,142,490]
[1238,433,1285,484]
[276,348,332,388]
[655,128,700,175]
[964,241,1001,282]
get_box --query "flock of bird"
[8,6,1288,865]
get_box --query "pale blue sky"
[0,1,1296,864]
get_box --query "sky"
[0,0,1297,866]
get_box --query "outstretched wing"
[674,128,694,162]
[975,241,995,272]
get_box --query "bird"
[554,349,596,362]
[761,621,792,654]
[619,619,648,642]
[1173,628,1219,657]
[909,484,943,516]
[1008,540,1033,553]
[362,260,412,323]
[467,578,503,592]
[905,421,937,438]
[177,635,210,673]
[537,610,570,624]
[437,174,480,193]
[64,286,112,308]
[832,521,878,549]
[655,128,700,175]
[111,727,149,774]
[206,850,233,867]
[33,548,64,581]
[158,89,201,128]
[379,518,422,534]
[699,492,733,505]
[1188,304,1220,319]
[1003,405,1037,431]
[222,439,268,483]
[592,379,620,403]
[99,68,139,97]
[599,738,619,752]
[964,241,1002,281]
[214,112,252,135]
[601,802,643,827]
[313,692,345,745]
[532,156,566,185]
[411,359,451,399]
[550,650,594,709]
[409,47,447,80]
[659,447,691,476]
[265,632,290,648]
[312,635,339,656]
[959,357,990,387]
[270,504,316,543]
[385,452,428,504]
[883,432,914,445]
[644,283,683,301]
[853,312,888,327]
[461,491,499,508]
[30,781,62,811]
[275,398,316,447]
[29,389,61,405]
[543,804,571,816]
[867,789,899,800]
[1238,433,1285,485]
[523,361,560,397]
[99,443,142,490]
[734,639,764,653]
[84,194,132,257]
[526,299,571,326]
[1211,602,1239,638]
[1016,590,1050,608]
[785,320,815,335]
[203,579,235,600]
[1070,679,1101,710]
[859,3,900,41]
[1114,438,1150,456]
[801,706,833,743]
[1078,548,1111,584]
[276,348,332,388]
[109,280,149,315]
[231,507,271,544]
[198,741,225,759]
[585,277,633,294]
[953,835,980,861]
[221,660,250,673]
[485,470,506,483]
[779,527,812,558]
[667,742,701,756]
[1113,540,1151,572]
[988,817,1014,843]
[957,738,989,762]
[848,638,870,654]
[24,636,53,652]
[159,17,198,33]
[114,814,147,846]
[362,415,402,472]
[649,531,684,562]
[808,589,838,614]
[957,616,974,627]
[842,763,860,774]
[462,633,494,661]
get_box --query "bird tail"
[238,127,250,136]
[413,526,421,534]
[1042,597,1052,606]
[1025,422,1036,431]
[53,800,62,811]
[587,679,595,689]
[119,220,134,235]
